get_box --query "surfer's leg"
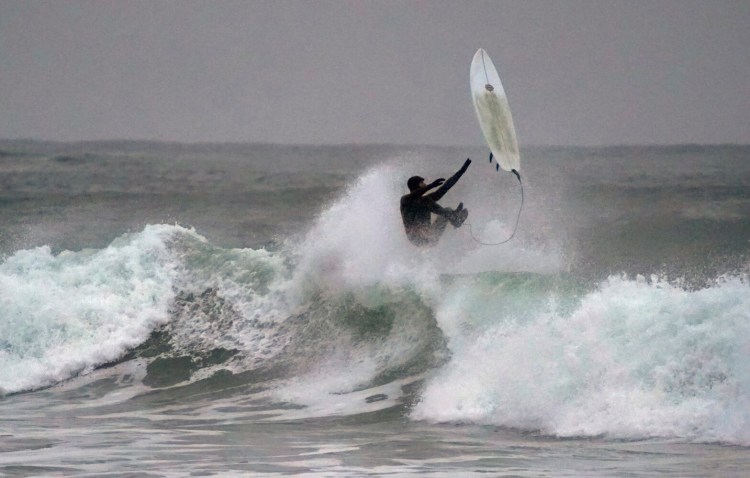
[425,159,471,202]
[421,207,467,246]
[426,215,450,245]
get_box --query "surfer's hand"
[430,178,445,188]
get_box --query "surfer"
[400,158,471,247]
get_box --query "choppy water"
[1,140,749,476]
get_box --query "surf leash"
[465,152,524,246]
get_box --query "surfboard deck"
[470,48,520,172]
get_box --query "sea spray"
[258,163,559,412]
[289,164,435,293]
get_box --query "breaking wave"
[1,165,749,445]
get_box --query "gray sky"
[1,0,748,146]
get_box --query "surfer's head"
[407,176,425,191]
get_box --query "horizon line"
[1,137,749,149]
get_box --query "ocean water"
[1,140,749,477]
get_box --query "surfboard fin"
[496,163,499,171]
[489,152,493,163]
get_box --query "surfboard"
[470,48,520,172]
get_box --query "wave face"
[2,148,750,447]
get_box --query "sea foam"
[0,224,186,394]
[412,274,750,444]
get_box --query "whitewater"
[1,141,749,476]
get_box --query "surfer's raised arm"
[427,158,471,202]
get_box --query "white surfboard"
[470,48,520,172]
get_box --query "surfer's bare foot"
[457,208,469,227]
[450,206,468,228]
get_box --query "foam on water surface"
[413,273,750,444]
[0,225,187,394]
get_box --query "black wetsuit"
[400,159,471,246]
